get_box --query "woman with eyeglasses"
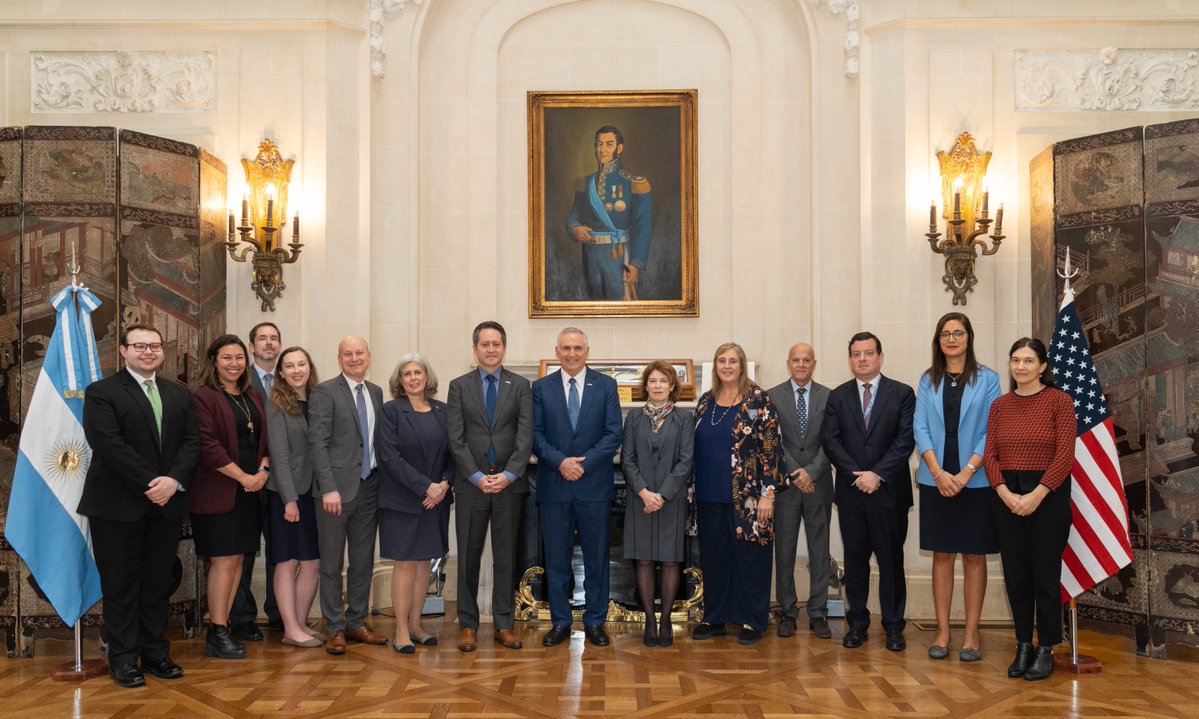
[984,337,1075,681]
[914,313,1001,663]
[191,334,270,660]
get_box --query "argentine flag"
[5,285,104,626]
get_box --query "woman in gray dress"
[621,361,694,648]
[377,353,452,654]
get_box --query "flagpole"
[1053,251,1104,676]
[52,621,107,682]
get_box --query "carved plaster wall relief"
[808,0,859,78]
[31,51,216,113]
[370,0,423,79]
[1016,48,1199,112]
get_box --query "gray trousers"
[315,474,379,633]
[454,488,524,631]
[773,487,833,621]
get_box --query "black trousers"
[90,513,181,667]
[696,502,772,632]
[837,498,908,633]
[992,476,1072,646]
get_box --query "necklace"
[226,390,256,432]
[709,397,739,426]
[946,371,963,388]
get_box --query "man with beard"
[565,125,653,301]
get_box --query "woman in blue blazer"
[914,313,1001,662]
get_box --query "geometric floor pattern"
[3,609,1198,718]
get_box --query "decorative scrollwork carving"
[1016,48,1199,112]
[31,51,216,114]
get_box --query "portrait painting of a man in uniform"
[529,90,697,318]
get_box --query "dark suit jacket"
[308,375,386,502]
[376,396,453,514]
[191,385,269,515]
[266,400,313,503]
[446,367,533,496]
[248,364,272,404]
[821,375,916,510]
[532,368,622,504]
[767,380,833,504]
[79,369,199,522]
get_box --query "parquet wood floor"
[2,606,1196,718]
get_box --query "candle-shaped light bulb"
[996,202,1004,230]
[292,211,300,238]
[228,212,235,236]
[953,178,962,216]
[929,201,937,229]
[981,181,990,216]
[241,193,249,224]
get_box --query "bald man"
[309,337,388,654]
[766,343,834,639]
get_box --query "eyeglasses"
[938,331,967,341]
[127,342,164,352]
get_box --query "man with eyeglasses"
[79,324,199,687]
[228,322,284,640]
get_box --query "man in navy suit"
[821,332,915,653]
[532,327,623,647]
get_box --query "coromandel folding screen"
[0,126,226,657]
[1031,119,1199,658]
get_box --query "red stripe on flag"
[1068,496,1122,579]
[1061,546,1089,603]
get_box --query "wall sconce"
[226,138,302,312]
[926,132,1004,306]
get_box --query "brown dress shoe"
[494,629,523,650]
[457,628,478,652]
[345,624,388,645]
[325,631,347,655]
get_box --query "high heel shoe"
[643,616,659,647]
[1023,646,1055,681]
[205,624,247,660]
[658,616,674,648]
[1007,642,1034,678]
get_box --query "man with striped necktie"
[821,332,915,653]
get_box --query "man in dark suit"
[447,321,533,652]
[230,321,282,640]
[309,336,388,655]
[532,327,622,647]
[766,342,835,640]
[79,324,199,688]
[821,332,915,652]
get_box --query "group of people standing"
[76,313,1078,689]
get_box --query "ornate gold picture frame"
[528,90,698,318]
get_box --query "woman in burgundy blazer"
[191,334,270,660]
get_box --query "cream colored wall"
[7,0,1199,624]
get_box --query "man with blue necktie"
[566,125,652,301]
[532,327,623,647]
[446,321,533,652]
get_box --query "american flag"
[1048,287,1134,600]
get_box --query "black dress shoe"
[777,617,796,638]
[232,622,264,642]
[265,618,285,631]
[110,663,145,688]
[205,624,248,659]
[658,618,674,648]
[542,625,571,647]
[643,620,659,647]
[1023,646,1055,681]
[885,631,907,652]
[842,627,867,648]
[1007,642,1035,678]
[691,623,726,640]
[810,618,832,639]
[583,626,610,647]
[738,628,764,646]
[142,657,184,680]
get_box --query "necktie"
[263,372,273,396]
[567,377,580,430]
[356,384,371,479]
[485,374,498,467]
[144,379,163,443]
[862,382,873,430]
[796,386,808,438]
